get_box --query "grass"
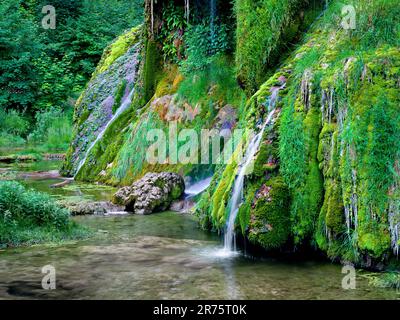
[0,181,90,248]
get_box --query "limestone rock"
[112,172,185,214]
[59,200,125,216]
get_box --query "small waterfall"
[74,88,135,178]
[223,109,275,253]
[185,177,213,198]
[222,85,284,253]
[210,0,217,49]
[210,0,216,29]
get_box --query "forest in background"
[0,0,143,152]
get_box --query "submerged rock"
[112,172,185,214]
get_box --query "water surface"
[0,160,399,300]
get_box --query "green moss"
[211,159,238,229]
[325,181,345,234]
[286,104,324,244]
[77,108,91,128]
[95,26,142,76]
[142,39,162,103]
[358,225,391,258]
[235,0,322,93]
[74,102,137,183]
[113,80,128,113]
[248,177,290,250]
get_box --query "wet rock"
[112,172,185,214]
[58,200,125,216]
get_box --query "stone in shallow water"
[112,172,185,215]
[58,200,125,216]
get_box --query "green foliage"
[28,108,73,151]
[143,39,163,102]
[367,272,400,290]
[180,20,230,74]
[0,109,29,136]
[235,0,321,93]
[0,0,42,110]
[1,0,143,113]
[0,109,29,148]
[0,181,88,247]
[159,2,188,62]
[177,55,244,107]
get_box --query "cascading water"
[209,0,217,51]
[221,84,285,254]
[74,88,135,178]
[185,177,213,199]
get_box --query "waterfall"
[222,85,284,253]
[74,88,135,178]
[210,0,216,37]
[223,109,275,252]
[185,177,213,198]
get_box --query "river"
[0,158,398,299]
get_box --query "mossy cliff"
[197,0,400,267]
[64,0,399,267]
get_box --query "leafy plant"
[180,19,230,74]
[159,3,188,62]
[0,181,88,247]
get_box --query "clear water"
[2,159,117,202]
[0,160,399,300]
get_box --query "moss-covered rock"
[248,177,291,249]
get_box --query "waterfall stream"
[74,88,135,178]
[222,84,285,254]
[185,177,213,199]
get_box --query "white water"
[74,88,135,178]
[185,177,213,198]
[221,85,284,255]
[222,109,275,253]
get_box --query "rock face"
[112,172,185,214]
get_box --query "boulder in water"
[112,172,185,214]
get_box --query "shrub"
[0,181,69,229]
[180,19,230,74]
[0,109,29,136]
[28,107,73,151]
[0,181,86,247]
